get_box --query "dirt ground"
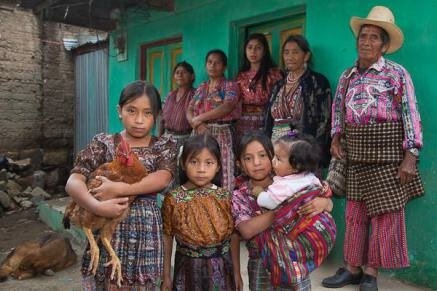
[0,208,429,291]
[0,208,83,291]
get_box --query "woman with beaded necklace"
[265,35,332,169]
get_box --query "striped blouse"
[161,88,195,133]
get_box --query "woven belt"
[176,239,230,258]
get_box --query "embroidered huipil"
[236,68,282,133]
[331,57,422,150]
[189,77,240,122]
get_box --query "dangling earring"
[304,62,308,70]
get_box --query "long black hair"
[118,80,161,121]
[179,134,222,186]
[237,130,274,162]
[239,33,276,90]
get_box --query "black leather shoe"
[322,267,363,288]
[360,274,378,291]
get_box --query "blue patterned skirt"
[81,197,163,290]
[172,240,235,291]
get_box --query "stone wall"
[0,1,103,192]
[0,2,43,150]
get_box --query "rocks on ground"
[0,149,71,215]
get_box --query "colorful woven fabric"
[81,198,164,289]
[235,68,282,136]
[255,185,336,286]
[162,185,235,291]
[173,244,235,291]
[189,77,240,122]
[265,69,332,167]
[344,200,410,269]
[331,57,422,150]
[72,133,177,288]
[162,185,234,247]
[247,257,311,291]
[206,123,235,191]
[82,274,158,291]
[162,88,196,133]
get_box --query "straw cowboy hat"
[350,6,404,53]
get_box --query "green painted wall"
[108,0,437,288]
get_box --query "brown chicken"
[0,232,77,282]
[63,134,147,286]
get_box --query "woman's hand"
[330,134,344,160]
[195,123,209,135]
[298,197,333,217]
[92,176,126,200]
[397,152,417,185]
[160,276,172,291]
[191,116,203,129]
[93,197,129,218]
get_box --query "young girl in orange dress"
[161,134,238,291]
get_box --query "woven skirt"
[81,197,163,290]
[207,123,235,191]
[172,241,235,291]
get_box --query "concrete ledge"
[36,197,86,243]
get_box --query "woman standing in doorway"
[265,35,331,168]
[235,33,282,137]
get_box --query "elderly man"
[322,6,424,291]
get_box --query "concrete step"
[36,197,86,243]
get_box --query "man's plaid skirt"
[345,122,424,216]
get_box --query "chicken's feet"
[83,228,100,275]
[101,237,123,287]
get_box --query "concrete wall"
[107,0,437,288]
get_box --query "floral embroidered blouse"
[331,57,423,150]
[71,133,177,180]
[162,185,234,246]
[189,77,240,122]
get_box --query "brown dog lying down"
[0,232,77,281]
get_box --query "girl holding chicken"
[65,80,176,290]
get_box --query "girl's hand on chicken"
[91,176,127,200]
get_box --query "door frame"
[228,5,306,78]
[139,35,182,80]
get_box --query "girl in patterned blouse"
[161,134,239,291]
[66,81,176,290]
